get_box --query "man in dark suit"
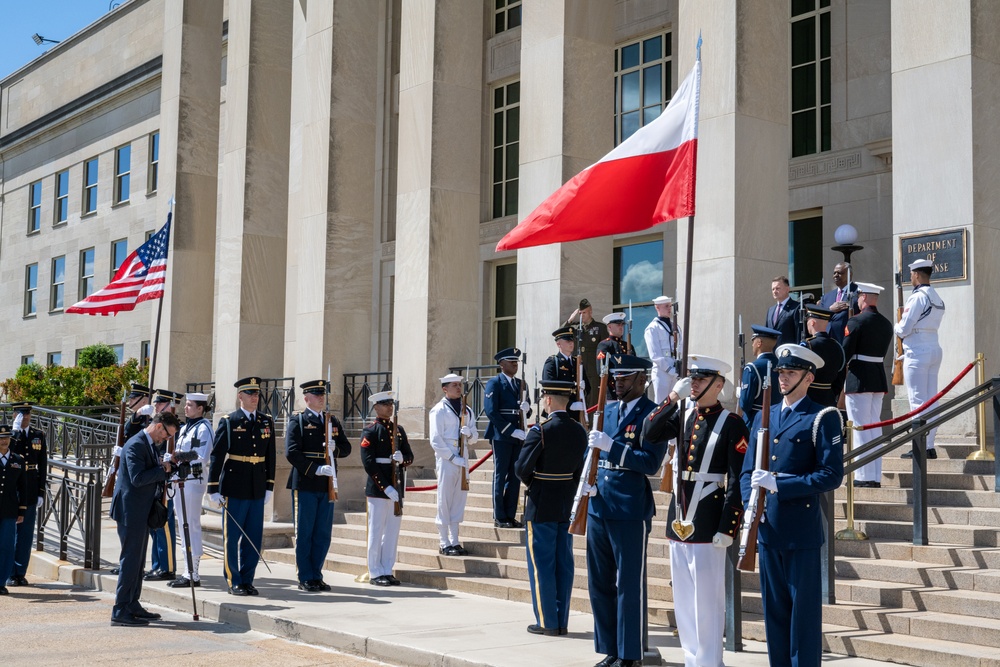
[818,262,858,344]
[584,355,664,667]
[109,411,180,626]
[741,345,844,667]
[765,276,801,347]
[514,379,587,637]
[483,348,530,528]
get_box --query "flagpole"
[147,196,175,388]
[680,214,694,377]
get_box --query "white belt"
[374,457,392,464]
[911,328,937,334]
[851,354,884,363]
[678,471,724,483]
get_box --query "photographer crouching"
[166,393,213,589]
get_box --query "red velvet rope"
[405,449,494,492]
[854,361,976,431]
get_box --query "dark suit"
[819,283,858,344]
[741,397,843,667]
[484,373,526,523]
[109,431,166,620]
[766,298,801,347]
[739,352,780,430]
[587,395,663,662]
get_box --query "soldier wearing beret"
[802,304,846,408]
[7,402,46,587]
[208,377,276,596]
[286,379,351,592]
[644,356,748,667]
[0,422,27,596]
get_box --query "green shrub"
[1,358,148,406]
[76,344,120,369]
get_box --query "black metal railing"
[186,378,295,437]
[343,372,391,435]
[449,365,499,432]
[38,459,104,569]
[0,406,117,466]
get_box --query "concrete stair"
[260,440,1000,666]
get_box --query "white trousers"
[670,540,726,667]
[903,336,942,450]
[845,393,884,483]
[176,480,206,578]
[652,365,678,404]
[367,497,401,578]
[435,458,468,548]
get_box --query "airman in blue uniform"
[484,347,530,528]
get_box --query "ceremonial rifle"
[519,343,527,431]
[102,388,128,497]
[390,382,404,516]
[892,267,905,385]
[735,315,746,418]
[576,313,588,426]
[162,402,176,505]
[659,302,681,493]
[323,365,338,502]
[670,298,680,374]
[459,367,471,491]
[737,361,772,571]
[568,354,610,536]
[627,299,634,353]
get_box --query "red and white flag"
[66,213,171,316]
[497,60,700,251]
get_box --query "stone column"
[891,0,1000,433]
[155,0,223,392]
[516,1,615,389]
[675,0,789,378]
[392,0,483,437]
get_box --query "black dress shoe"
[439,546,455,555]
[111,615,149,627]
[387,575,401,586]
[0,587,8,595]
[451,544,469,556]
[527,624,559,636]
[558,627,567,635]
[10,575,28,586]
[298,581,321,592]
[902,448,937,459]
[168,576,200,588]
[132,608,161,620]
[370,575,392,587]
[157,571,176,581]
[315,580,331,591]
[612,660,640,667]
[229,585,248,596]
[509,519,524,528]
[143,569,163,581]
[494,520,514,528]
[244,584,259,596]
[595,657,618,667]
[109,568,120,575]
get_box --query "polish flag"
[497,60,700,252]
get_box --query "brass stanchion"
[836,421,868,541]
[967,352,994,461]
[354,500,371,583]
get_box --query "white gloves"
[672,377,692,400]
[391,450,404,463]
[316,465,335,477]
[712,532,734,549]
[520,401,531,413]
[208,493,223,508]
[137,404,154,417]
[451,456,467,468]
[162,452,173,463]
[511,429,526,441]
[751,469,778,494]
[107,464,117,477]
[384,486,400,503]
[460,425,476,438]
[588,430,612,452]
[583,482,597,498]
[264,490,273,504]
[12,413,24,432]
[569,401,584,412]
[36,497,44,509]
[111,445,122,459]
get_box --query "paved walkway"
[14,521,905,667]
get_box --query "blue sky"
[1,1,114,80]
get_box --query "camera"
[169,448,203,482]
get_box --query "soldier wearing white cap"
[896,258,945,459]
[644,355,748,667]
[644,296,682,403]
[167,392,213,588]
[597,313,635,403]
[429,373,478,556]
[843,283,894,486]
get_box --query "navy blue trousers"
[292,490,334,583]
[491,439,522,522]
[525,520,574,631]
[11,501,36,577]
[113,512,150,617]
[223,497,264,588]
[0,517,16,583]
[586,514,649,661]
[148,498,176,573]
[758,544,823,667]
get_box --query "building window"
[492,80,520,219]
[47,352,62,367]
[613,239,664,358]
[28,181,42,233]
[615,32,672,145]
[110,344,124,364]
[493,262,517,351]
[140,340,151,368]
[791,0,831,157]
[148,132,159,193]
[145,229,155,241]
[55,170,69,225]
[83,157,99,214]
[21,355,35,366]
[111,238,128,278]
[788,215,824,298]
[79,247,95,298]
[114,144,131,204]
[494,0,521,35]
[24,264,38,317]
[50,255,65,311]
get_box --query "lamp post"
[832,224,863,265]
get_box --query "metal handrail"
[39,459,104,569]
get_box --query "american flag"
[66,213,171,316]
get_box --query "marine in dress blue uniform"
[595,313,636,403]
[514,380,587,637]
[208,377,276,596]
[144,390,183,582]
[542,326,590,405]
[644,356,748,667]
[6,403,46,587]
[584,355,664,667]
[740,345,844,667]
[802,305,847,408]
[738,326,781,430]
[484,347,530,527]
[0,423,28,596]
[286,379,351,592]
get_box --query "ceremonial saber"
[219,499,272,574]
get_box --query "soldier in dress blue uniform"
[0,422,28,596]
[739,326,781,430]
[802,304,847,408]
[740,345,844,667]
[208,377,276,596]
[543,326,590,408]
[584,355,663,667]
[285,379,351,592]
[7,402,46,587]
[644,356,748,667]
[596,313,636,404]
[514,379,587,637]
[484,348,531,528]
[144,389,184,582]
[360,391,414,586]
